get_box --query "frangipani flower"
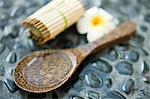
[77,7,119,42]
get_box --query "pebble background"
[0,0,150,99]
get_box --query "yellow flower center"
[90,15,105,27]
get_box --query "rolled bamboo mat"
[22,0,85,44]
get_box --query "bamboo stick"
[22,0,85,44]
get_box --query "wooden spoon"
[13,21,136,93]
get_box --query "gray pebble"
[6,52,17,63]
[121,79,135,95]
[115,61,133,75]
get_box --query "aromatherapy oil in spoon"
[13,21,136,93]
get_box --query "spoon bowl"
[13,21,136,93]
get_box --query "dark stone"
[70,96,84,99]
[78,35,88,45]
[102,90,126,99]
[26,39,36,49]
[125,51,139,62]
[115,61,133,75]
[26,0,40,8]
[143,76,150,84]
[115,43,129,51]
[85,72,102,88]
[73,79,83,92]
[0,64,5,76]
[92,59,112,73]
[0,44,5,54]
[6,52,17,63]
[28,93,46,98]
[0,80,3,93]
[0,94,7,99]
[138,89,150,98]
[56,38,75,48]
[139,48,149,56]
[10,69,14,76]
[14,43,25,50]
[140,25,148,32]
[144,13,150,22]
[137,0,150,8]
[85,90,99,99]
[0,15,8,30]
[141,60,149,74]
[43,0,50,5]
[4,79,18,93]
[104,48,118,61]
[121,79,135,95]
[9,25,20,38]
[105,78,113,88]
[132,34,144,46]
[10,6,26,18]
[0,0,11,8]
[52,92,58,99]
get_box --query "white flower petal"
[85,7,99,18]
[101,22,116,34]
[76,17,89,34]
[87,30,104,42]
[76,7,119,42]
[98,8,113,20]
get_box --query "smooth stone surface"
[4,79,18,93]
[51,92,58,99]
[85,72,102,88]
[9,25,20,38]
[138,89,150,98]
[121,79,135,95]
[144,13,150,22]
[132,34,144,45]
[115,61,133,75]
[0,15,8,30]
[0,0,4,7]
[73,79,83,92]
[102,90,126,99]
[125,51,139,62]
[0,64,5,76]
[0,44,5,54]
[104,48,118,61]
[70,96,84,99]
[57,39,75,48]
[143,76,150,84]
[3,25,13,36]
[0,80,3,93]
[105,78,113,88]
[0,0,11,8]
[6,52,17,63]
[137,0,150,8]
[10,6,26,18]
[140,25,148,32]
[141,60,149,74]
[28,93,46,98]
[92,59,112,73]
[140,48,149,56]
[0,94,6,99]
[115,43,129,51]
[85,90,99,99]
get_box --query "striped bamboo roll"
[22,0,85,44]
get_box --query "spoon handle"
[77,21,136,57]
